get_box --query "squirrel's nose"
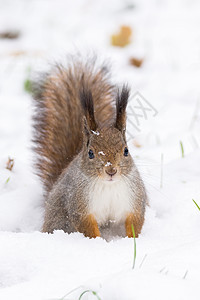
[105,167,117,177]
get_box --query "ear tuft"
[115,84,130,132]
[80,87,97,131]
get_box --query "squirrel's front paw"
[125,212,144,238]
[79,214,100,238]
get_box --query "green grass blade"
[24,78,33,94]
[79,290,101,300]
[180,141,184,158]
[5,177,10,184]
[131,224,136,269]
[193,199,200,211]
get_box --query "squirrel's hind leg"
[125,212,144,238]
[42,202,68,233]
[78,214,100,238]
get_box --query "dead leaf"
[130,57,144,68]
[6,157,14,171]
[0,30,20,39]
[111,26,132,47]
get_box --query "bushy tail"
[32,56,116,192]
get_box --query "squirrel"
[32,56,147,238]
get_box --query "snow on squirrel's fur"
[0,0,200,299]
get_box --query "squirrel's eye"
[88,149,94,159]
[124,147,129,157]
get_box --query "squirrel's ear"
[80,87,97,131]
[82,116,91,142]
[115,84,130,134]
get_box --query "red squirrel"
[33,56,147,238]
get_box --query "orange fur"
[125,212,144,238]
[79,214,100,238]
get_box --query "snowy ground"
[0,0,200,299]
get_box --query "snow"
[91,130,100,136]
[98,151,105,156]
[0,0,200,299]
[105,162,112,167]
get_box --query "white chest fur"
[88,179,133,226]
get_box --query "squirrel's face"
[80,84,132,182]
[82,127,133,182]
